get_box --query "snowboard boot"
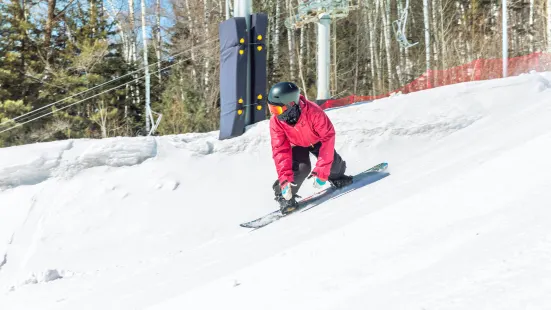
[328,175,353,189]
[272,180,300,214]
[275,194,299,215]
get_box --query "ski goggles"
[267,103,288,116]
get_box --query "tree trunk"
[100,100,108,138]
[273,0,280,79]
[431,0,438,84]
[306,23,311,80]
[367,0,380,95]
[423,0,431,86]
[203,0,210,92]
[266,0,271,83]
[439,0,447,70]
[459,3,471,62]
[297,24,308,99]
[141,0,151,132]
[286,0,295,80]
[378,31,384,92]
[529,0,534,52]
[128,0,140,108]
[354,10,361,95]
[156,0,162,81]
[363,3,370,89]
[548,0,551,52]
[396,0,405,87]
[381,0,393,91]
[44,0,56,51]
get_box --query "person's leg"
[309,142,347,180]
[272,146,312,196]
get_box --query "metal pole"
[503,0,508,78]
[317,14,331,101]
[234,0,252,126]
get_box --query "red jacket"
[270,95,336,185]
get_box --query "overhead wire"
[0,53,195,135]
[0,38,219,127]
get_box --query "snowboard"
[240,162,389,229]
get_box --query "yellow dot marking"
[238,109,243,115]
[257,94,263,100]
[238,98,243,104]
[257,35,263,41]
[240,38,245,44]
[256,105,262,111]
[239,50,244,55]
[257,46,263,51]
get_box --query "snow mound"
[21,269,64,285]
[0,137,157,191]
[168,122,270,156]
[55,136,157,178]
[8,269,71,293]
[0,140,74,190]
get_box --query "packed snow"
[1,72,551,309]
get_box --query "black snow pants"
[273,142,347,196]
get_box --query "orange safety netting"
[321,52,551,110]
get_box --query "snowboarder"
[268,82,353,214]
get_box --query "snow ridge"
[0,140,74,190]
[0,137,157,191]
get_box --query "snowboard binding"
[328,175,353,189]
[272,180,301,215]
[275,194,299,215]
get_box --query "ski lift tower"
[286,0,355,103]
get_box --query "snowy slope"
[1,72,551,309]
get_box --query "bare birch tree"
[286,0,295,80]
[203,0,210,90]
[529,0,534,52]
[140,0,151,132]
[381,0,393,90]
[155,0,162,80]
[273,0,281,78]
[431,0,439,85]
[297,25,308,98]
[548,0,551,52]
[128,0,141,108]
[438,0,447,70]
[423,0,431,79]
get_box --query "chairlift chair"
[392,0,418,49]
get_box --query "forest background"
[1,0,549,147]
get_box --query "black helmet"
[268,82,300,108]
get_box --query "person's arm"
[311,110,335,180]
[270,118,294,185]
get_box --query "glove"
[281,181,297,200]
[308,172,327,189]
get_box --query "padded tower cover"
[219,17,248,140]
[250,13,268,124]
